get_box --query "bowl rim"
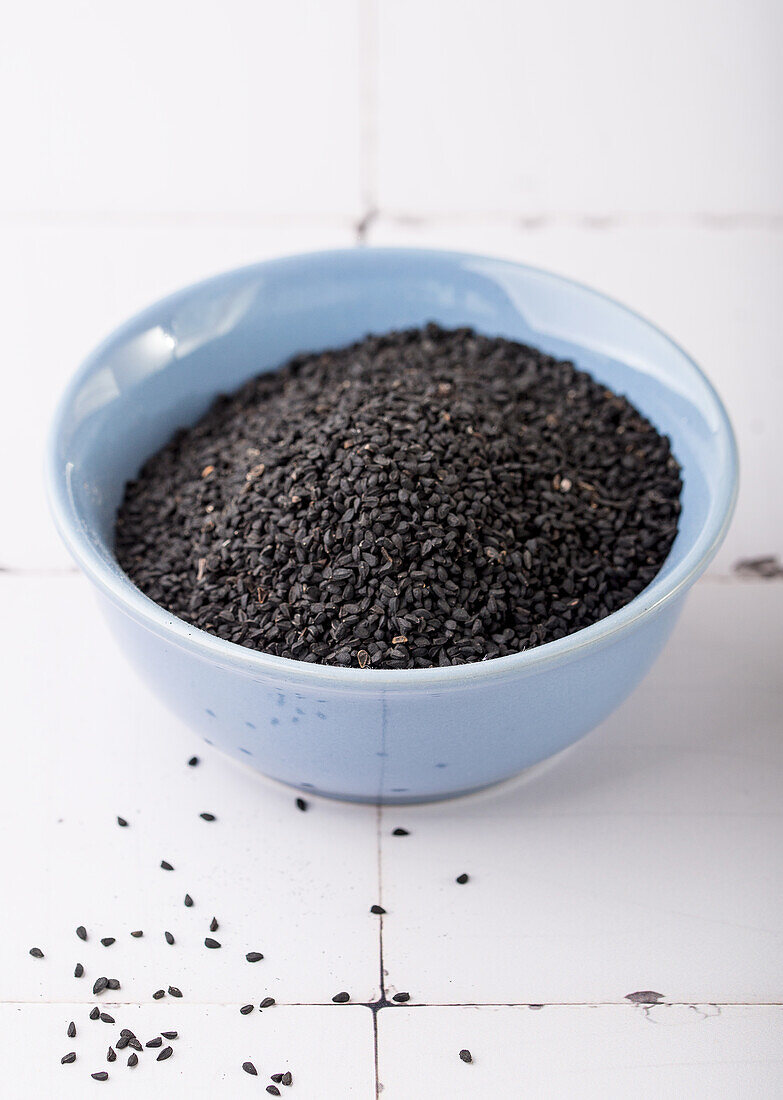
[47,246,739,688]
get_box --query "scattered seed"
[161,1031,178,1040]
[165,931,175,945]
[157,1046,173,1062]
[120,1029,136,1038]
[100,938,115,947]
[459,1049,473,1063]
[199,812,216,821]
[184,895,194,908]
[146,1037,162,1048]
[116,1036,129,1050]
[209,917,219,933]
[107,1047,116,1063]
[168,986,183,998]
[160,860,174,871]
[455,873,469,884]
[67,1021,76,1038]
[93,978,108,995]
[153,989,165,1000]
[205,938,221,949]
[240,1004,254,1015]
[128,1053,138,1067]
[61,1052,76,1064]
[107,979,120,991]
[29,947,44,958]
[246,951,264,962]
[259,997,275,1009]
[91,1071,109,1081]
[74,963,84,978]
[370,905,386,915]
[76,926,87,942]
[128,1038,143,1052]
[281,1071,293,1086]
[117,817,128,828]
[392,992,410,1002]
[392,828,409,836]
[267,1087,281,1097]
[89,1008,100,1021]
[295,798,307,812]
[188,756,199,766]
[243,1062,258,1076]
[271,1074,283,1083]
[131,930,144,938]
[332,992,350,1003]
[100,1013,115,1025]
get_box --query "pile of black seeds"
[115,324,682,669]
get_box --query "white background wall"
[1,0,781,571]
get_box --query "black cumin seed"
[240,1004,254,1015]
[459,1049,473,1063]
[89,1007,100,1020]
[128,1038,142,1051]
[157,1046,173,1061]
[281,1071,293,1086]
[29,947,44,958]
[116,1036,129,1050]
[184,894,194,907]
[259,997,275,1008]
[392,828,409,836]
[267,1087,281,1096]
[165,931,175,945]
[271,1073,283,1082]
[160,860,174,871]
[120,1029,135,1038]
[153,989,165,999]
[146,1036,162,1048]
[188,756,200,766]
[67,1021,76,1038]
[456,873,469,884]
[161,1031,178,1040]
[332,991,350,1003]
[100,1013,115,1024]
[209,917,219,932]
[392,992,410,1002]
[243,1061,258,1076]
[61,1052,76,1064]
[205,937,221,949]
[107,1047,116,1063]
[93,978,108,995]
[74,963,84,978]
[131,930,144,938]
[107,979,120,990]
[117,816,128,827]
[296,798,308,812]
[168,986,183,998]
[100,938,115,947]
[200,812,216,821]
[246,951,264,962]
[370,905,386,915]
[76,925,87,941]
[128,1052,138,1067]
[91,1071,109,1080]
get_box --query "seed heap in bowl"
[115,324,682,669]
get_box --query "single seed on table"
[267,1087,281,1097]
[184,893,194,907]
[76,926,87,941]
[459,1049,473,1063]
[89,1007,100,1020]
[74,963,84,978]
[271,1073,283,1083]
[117,816,128,827]
[209,917,219,932]
[161,1031,178,1040]
[259,997,275,1009]
[392,992,410,1002]
[296,798,308,812]
[370,905,386,915]
[93,977,108,995]
[131,930,144,938]
[157,1046,173,1061]
[246,951,264,962]
[67,1021,76,1038]
[91,1071,109,1081]
[188,756,199,766]
[146,1037,162,1048]
[165,931,175,945]
[205,937,221,949]
[153,989,165,999]
[120,1029,135,1038]
[116,1036,129,1050]
[160,860,174,871]
[242,1062,258,1076]
[392,828,409,836]
[128,1053,138,1067]
[128,1038,142,1051]
[281,1071,293,1086]
[455,873,469,884]
[29,947,44,958]
[61,1052,76,1064]
[332,992,350,1003]
[100,1013,115,1024]
[199,812,216,821]
[168,986,183,998]
[240,1004,254,1015]
[100,938,115,947]
[107,1047,116,1063]
[107,979,120,990]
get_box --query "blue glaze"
[47,249,738,803]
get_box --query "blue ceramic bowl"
[47,248,738,803]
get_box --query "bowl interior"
[49,248,736,650]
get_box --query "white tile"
[0,574,381,1004]
[377,0,783,216]
[377,1005,783,1099]
[0,1002,374,1097]
[368,219,783,572]
[0,1,362,216]
[0,220,355,569]
[379,582,783,1004]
